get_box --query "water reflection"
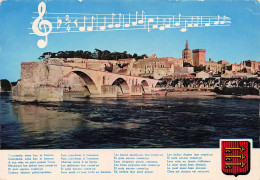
[12,104,81,134]
[0,93,259,149]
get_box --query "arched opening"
[62,71,99,98]
[112,78,130,95]
[141,80,149,93]
[155,82,161,88]
[141,80,149,86]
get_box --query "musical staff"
[30,2,232,48]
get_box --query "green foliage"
[38,49,147,61]
[0,79,11,91]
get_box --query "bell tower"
[182,40,193,65]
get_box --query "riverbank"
[151,90,260,100]
[166,91,216,98]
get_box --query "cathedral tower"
[182,40,193,65]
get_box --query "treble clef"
[32,2,52,48]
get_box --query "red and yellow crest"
[221,140,250,176]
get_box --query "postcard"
[0,0,259,179]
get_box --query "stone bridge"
[12,61,159,101]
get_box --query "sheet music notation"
[30,2,231,48]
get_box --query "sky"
[0,0,260,82]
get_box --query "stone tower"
[182,40,193,65]
[192,49,206,67]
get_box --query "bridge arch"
[112,77,130,94]
[62,71,99,95]
[141,80,149,93]
[141,80,149,86]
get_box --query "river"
[0,92,259,149]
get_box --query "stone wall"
[101,85,118,97]
[35,85,63,102]
[12,62,63,102]
[131,85,142,96]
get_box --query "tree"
[38,49,147,61]
[1,79,11,91]
[38,52,52,61]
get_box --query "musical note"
[108,13,115,28]
[132,11,138,26]
[180,20,187,32]
[67,24,71,32]
[30,2,232,48]
[87,16,95,31]
[138,11,145,24]
[175,13,181,26]
[214,15,220,25]
[57,17,62,29]
[32,2,53,48]
[153,17,159,29]
[115,13,121,28]
[74,19,78,27]
[79,16,87,31]
[205,18,211,27]
[65,15,71,25]
[194,17,199,27]
[165,18,171,28]
[125,14,131,28]
[147,18,154,32]
[100,17,106,30]
[159,19,166,31]
[188,16,193,27]
[148,18,154,23]
[220,15,226,24]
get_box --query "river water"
[0,92,259,149]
